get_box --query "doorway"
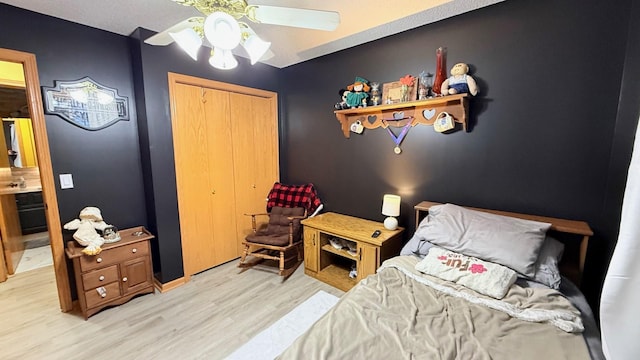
[0,48,72,312]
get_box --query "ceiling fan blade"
[251,6,340,31]
[144,17,204,46]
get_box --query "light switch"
[59,174,74,189]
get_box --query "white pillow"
[530,235,565,289]
[415,246,518,299]
[422,203,551,277]
[399,233,435,257]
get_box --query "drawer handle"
[96,257,103,263]
[122,277,128,282]
[132,248,137,253]
[99,275,105,281]
[96,286,107,298]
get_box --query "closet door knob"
[252,184,256,189]
[122,277,128,282]
[132,248,137,253]
[96,257,102,263]
[99,275,105,281]
[212,190,216,194]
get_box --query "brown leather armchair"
[238,206,307,277]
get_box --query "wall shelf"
[333,94,469,138]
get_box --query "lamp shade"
[209,48,238,70]
[169,27,202,61]
[382,194,401,217]
[242,33,271,65]
[204,12,241,50]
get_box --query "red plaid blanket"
[266,182,322,214]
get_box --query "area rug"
[227,290,340,360]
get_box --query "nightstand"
[65,226,155,319]
[302,212,404,291]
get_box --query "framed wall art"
[42,77,129,131]
[382,80,418,104]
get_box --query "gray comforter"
[279,256,590,360]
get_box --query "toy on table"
[440,63,479,96]
[63,207,115,255]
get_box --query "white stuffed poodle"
[64,207,110,255]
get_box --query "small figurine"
[345,77,370,108]
[334,88,350,110]
[418,71,433,100]
[64,207,114,255]
[440,63,479,96]
[370,82,381,106]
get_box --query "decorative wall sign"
[42,77,129,130]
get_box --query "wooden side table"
[302,212,404,291]
[65,226,155,319]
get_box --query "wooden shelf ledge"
[334,94,469,138]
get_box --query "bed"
[278,202,604,360]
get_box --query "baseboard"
[153,276,186,293]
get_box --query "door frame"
[0,48,72,311]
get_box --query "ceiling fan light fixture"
[169,27,202,61]
[242,34,271,65]
[209,48,238,70]
[204,12,241,50]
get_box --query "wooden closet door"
[171,84,237,277]
[203,88,239,266]
[230,93,279,254]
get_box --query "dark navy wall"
[1,0,638,313]
[129,29,281,282]
[0,5,147,252]
[280,0,639,311]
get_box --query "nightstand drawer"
[79,241,149,272]
[81,265,119,291]
[84,281,121,308]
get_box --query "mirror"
[1,117,38,168]
[0,60,37,168]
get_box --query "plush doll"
[334,89,350,110]
[440,63,479,96]
[345,77,370,108]
[64,207,111,255]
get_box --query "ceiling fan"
[144,0,340,70]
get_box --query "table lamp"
[382,194,401,230]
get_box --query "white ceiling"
[2,0,505,68]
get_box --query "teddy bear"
[344,77,370,108]
[440,63,479,96]
[63,207,112,255]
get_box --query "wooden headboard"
[413,201,593,286]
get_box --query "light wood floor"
[0,260,344,359]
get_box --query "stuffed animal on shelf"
[345,77,370,108]
[334,88,350,110]
[440,63,479,96]
[63,207,112,256]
